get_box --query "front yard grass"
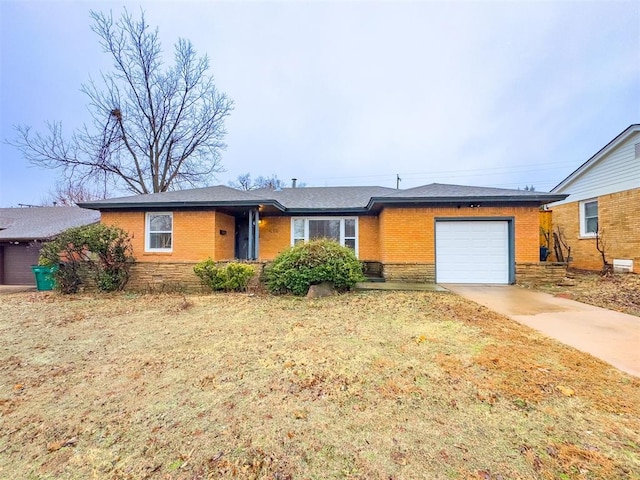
[0,291,638,479]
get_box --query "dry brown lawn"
[0,290,638,479]
[531,271,640,317]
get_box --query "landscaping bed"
[532,271,640,317]
[1,291,638,479]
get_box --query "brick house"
[79,183,565,289]
[547,124,640,273]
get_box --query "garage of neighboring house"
[435,219,512,284]
[0,207,100,285]
[0,243,43,284]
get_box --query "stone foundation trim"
[382,263,435,283]
[127,261,267,293]
[516,262,568,286]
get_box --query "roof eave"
[367,194,568,208]
[78,199,286,211]
[283,207,371,215]
[551,124,640,192]
[0,236,54,242]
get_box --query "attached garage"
[435,220,512,284]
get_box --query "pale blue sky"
[1,1,638,206]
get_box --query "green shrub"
[194,260,255,292]
[266,239,365,296]
[39,224,135,294]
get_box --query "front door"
[235,217,249,260]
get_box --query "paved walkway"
[443,285,640,377]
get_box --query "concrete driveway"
[444,285,640,377]
[0,285,36,294]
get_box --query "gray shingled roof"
[258,186,397,210]
[79,183,566,212]
[379,183,557,199]
[0,207,100,241]
[80,185,270,207]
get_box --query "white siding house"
[549,127,640,206]
[547,124,640,273]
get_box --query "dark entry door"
[235,220,249,260]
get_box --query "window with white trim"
[580,200,598,237]
[146,212,173,252]
[291,217,358,255]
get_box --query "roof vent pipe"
[291,178,297,188]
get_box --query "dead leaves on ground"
[535,271,640,317]
[1,291,638,480]
[436,298,640,414]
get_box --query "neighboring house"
[79,183,565,288]
[547,124,640,273]
[0,207,100,285]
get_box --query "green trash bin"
[31,265,58,291]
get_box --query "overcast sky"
[1,1,638,207]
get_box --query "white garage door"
[436,221,510,284]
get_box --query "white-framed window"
[579,199,598,237]
[146,212,173,252]
[291,217,358,256]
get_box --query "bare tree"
[552,226,571,263]
[41,179,109,206]
[595,228,613,275]
[10,9,233,195]
[229,173,254,191]
[229,173,300,191]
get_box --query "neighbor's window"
[291,217,358,255]
[580,200,598,237]
[146,212,173,252]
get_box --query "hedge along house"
[79,183,566,290]
[547,124,640,273]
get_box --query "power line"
[303,160,577,183]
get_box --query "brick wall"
[214,212,236,260]
[102,204,546,285]
[551,188,640,273]
[379,205,540,263]
[516,262,567,286]
[358,216,380,261]
[101,211,225,262]
[259,216,290,260]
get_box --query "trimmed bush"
[266,239,365,296]
[39,224,135,294]
[194,260,255,292]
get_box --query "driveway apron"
[443,285,640,377]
